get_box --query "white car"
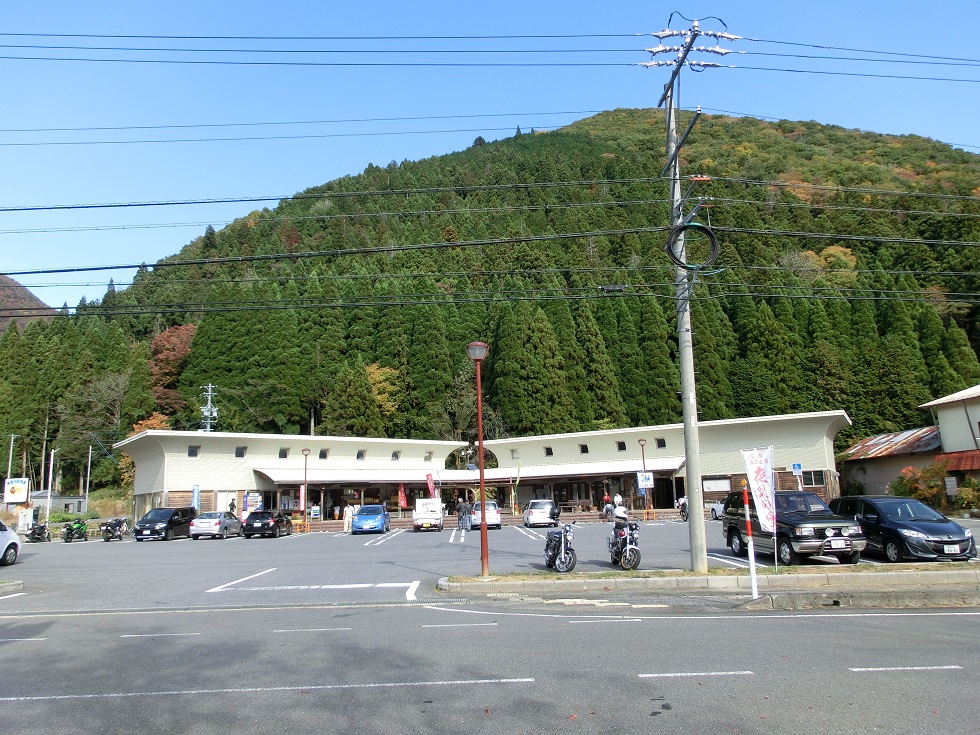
[523,499,557,527]
[709,500,725,520]
[0,519,21,566]
[471,500,502,530]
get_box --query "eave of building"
[920,384,980,409]
[840,426,941,461]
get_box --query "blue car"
[351,504,390,535]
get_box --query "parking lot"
[7,513,950,615]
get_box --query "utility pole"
[641,18,740,573]
[6,434,18,478]
[200,384,219,432]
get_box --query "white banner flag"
[741,447,776,534]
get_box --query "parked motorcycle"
[61,518,89,543]
[100,518,129,542]
[608,507,641,570]
[25,522,51,543]
[543,506,577,573]
[676,496,689,522]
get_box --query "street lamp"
[301,448,310,521]
[466,340,490,577]
[638,438,648,513]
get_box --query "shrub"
[888,461,950,509]
[955,485,980,511]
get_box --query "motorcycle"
[676,496,689,522]
[100,518,129,542]
[25,522,51,543]
[608,508,641,570]
[61,518,89,543]
[543,506,577,573]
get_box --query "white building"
[115,411,851,521]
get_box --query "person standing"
[456,497,465,530]
[613,491,623,508]
[463,497,473,531]
[343,502,354,533]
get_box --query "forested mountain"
[3,108,979,494]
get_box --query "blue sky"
[3,0,979,309]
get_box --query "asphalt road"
[2,518,979,733]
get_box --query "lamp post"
[638,438,648,513]
[466,340,490,577]
[301,448,310,520]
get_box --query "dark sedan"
[830,495,976,562]
[242,510,293,539]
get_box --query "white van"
[412,498,444,532]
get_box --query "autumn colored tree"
[149,324,197,414]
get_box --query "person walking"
[456,497,465,530]
[343,502,354,533]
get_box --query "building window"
[802,470,825,487]
[616,441,627,451]
[655,438,666,449]
[391,451,401,461]
[319,449,329,460]
[187,445,200,458]
[356,450,366,461]
[234,446,247,458]
[424,451,433,462]
[278,448,289,459]
[579,444,589,454]
[544,446,553,457]
[510,449,520,460]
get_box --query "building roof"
[839,426,941,461]
[936,449,980,472]
[920,384,980,409]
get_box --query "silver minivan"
[523,499,558,527]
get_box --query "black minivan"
[134,507,198,541]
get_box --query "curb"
[436,569,980,609]
[0,580,24,595]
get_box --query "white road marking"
[206,568,276,593]
[224,581,422,601]
[640,671,754,678]
[0,592,26,600]
[273,628,352,633]
[363,528,406,546]
[0,677,535,702]
[0,637,47,642]
[421,622,498,629]
[849,665,963,672]
[570,618,642,624]
[120,633,202,638]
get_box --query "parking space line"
[205,567,276,593]
[0,677,536,702]
[421,622,498,628]
[0,637,47,642]
[849,665,963,673]
[273,627,352,633]
[640,671,754,678]
[362,529,406,546]
[120,633,202,638]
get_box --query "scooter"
[608,508,641,570]
[676,496,689,522]
[100,518,129,541]
[61,518,89,543]
[543,506,577,573]
[25,522,51,543]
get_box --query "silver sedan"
[190,511,242,540]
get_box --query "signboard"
[311,505,320,519]
[425,473,435,498]
[3,477,30,504]
[191,484,201,509]
[244,492,263,513]
[636,471,654,489]
[791,463,802,476]
[741,447,776,534]
[299,483,306,513]
[398,483,407,509]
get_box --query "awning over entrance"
[253,455,685,487]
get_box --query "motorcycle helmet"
[548,505,561,521]
[613,507,628,522]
